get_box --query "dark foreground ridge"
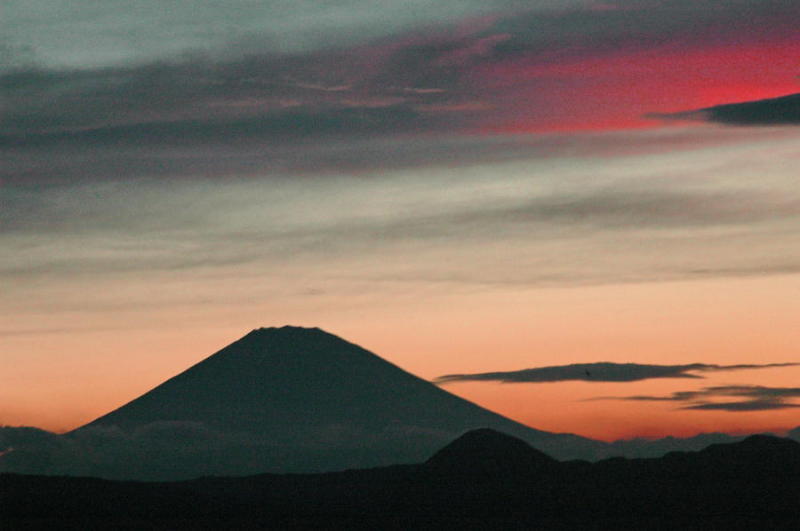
[4,429,800,528]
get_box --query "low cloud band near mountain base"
[435,362,799,384]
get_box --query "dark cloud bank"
[4,0,800,186]
[661,92,800,126]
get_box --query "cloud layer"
[601,385,800,412]
[435,362,799,384]
[3,0,800,161]
[4,0,580,68]
[3,0,800,436]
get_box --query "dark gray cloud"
[684,400,800,411]
[2,20,518,169]
[0,56,450,144]
[4,0,800,182]
[3,135,521,186]
[4,121,790,188]
[7,1,800,70]
[713,385,800,399]
[658,93,800,126]
[602,384,800,412]
[435,362,798,384]
[488,0,800,73]
[0,37,480,186]
[626,384,800,401]
[2,0,800,221]
[1,105,430,148]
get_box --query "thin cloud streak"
[599,385,800,412]
[684,400,800,411]
[435,362,800,384]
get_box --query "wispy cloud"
[4,1,800,337]
[434,362,799,384]
[2,0,586,69]
[684,400,800,411]
[600,385,800,412]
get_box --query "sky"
[2,0,800,441]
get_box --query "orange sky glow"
[3,274,799,440]
[3,0,800,444]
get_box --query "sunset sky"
[2,0,800,441]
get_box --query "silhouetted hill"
[4,429,800,528]
[701,433,800,460]
[665,434,800,476]
[425,428,557,476]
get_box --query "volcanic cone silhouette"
[72,326,601,478]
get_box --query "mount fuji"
[8,326,784,480]
[53,325,601,478]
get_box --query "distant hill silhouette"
[425,427,557,477]
[4,429,800,528]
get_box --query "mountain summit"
[70,326,601,478]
